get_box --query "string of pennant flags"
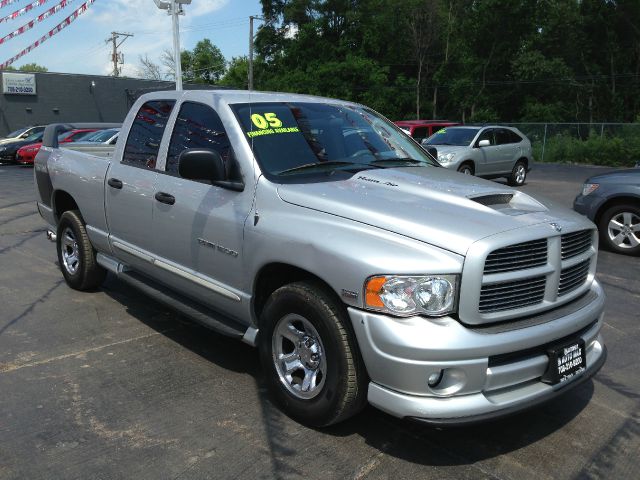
[0,0,96,69]
[0,0,77,45]
[0,0,54,26]
[0,0,23,9]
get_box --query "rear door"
[105,99,175,274]
[495,128,521,173]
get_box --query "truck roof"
[137,89,361,108]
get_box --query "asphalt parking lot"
[0,163,638,480]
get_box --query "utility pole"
[249,15,266,91]
[106,32,133,77]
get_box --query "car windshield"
[231,102,438,179]
[82,129,118,142]
[24,132,43,142]
[424,127,479,146]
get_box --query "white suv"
[423,126,533,186]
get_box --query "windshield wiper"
[370,158,426,167]
[278,160,380,175]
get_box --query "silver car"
[422,126,533,186]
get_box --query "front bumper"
[348,280,606,424]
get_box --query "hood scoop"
[469,191,547,216]
[471,193,514,206]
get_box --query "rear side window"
[123,100,175,169]
[496,129,522,145]
[166,102,238,179]
[412,127,428,141]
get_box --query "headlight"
[364,275,458,317]
[582,183,599,196]
[438,152,455,163]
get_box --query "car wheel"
[508,160,527,186]
[458,163,474,175]
[259,281,367,427]
[598,204,640,256]
[56,210,107,290]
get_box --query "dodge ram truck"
[34,90,606,427]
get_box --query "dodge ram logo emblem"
[550,223,562,232]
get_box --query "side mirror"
[179,148,225,183]
[178,148,245,191]
[478,139,491,147]
[424,146,437,159]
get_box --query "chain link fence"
[498,123,640,167]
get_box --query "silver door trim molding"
[112,240,241,302]
[154,259,241,302]
[112,241,155,263]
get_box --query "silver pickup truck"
[35,90,606,427]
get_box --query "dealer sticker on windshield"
[246,112,300,138]
[541,338,586,385]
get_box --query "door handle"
[107,178,123,189]
[154,192,175,205]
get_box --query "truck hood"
[277,166,582,255]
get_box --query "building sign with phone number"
[2,72,36,96]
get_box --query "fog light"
[428,370,443,387]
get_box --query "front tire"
[259,281,367,427]
[598,204,640,256]
[457,162,474,175]
[508,160,527,186]
[56,210,106,290]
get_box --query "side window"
[166,102,238,180]
[477,129,495,146]
[508,130,523,143]
[123,100,175,169]
[495,129,511,145]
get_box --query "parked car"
[0,125,45,145]
[0,131,47,163]
[16,129,97,165]
[74,128,120,145]
[35,90,606,428]
[573,168,640,256]
[394,120,460,143]
[422,125,533,186]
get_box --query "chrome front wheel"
[272,314,327,400]
[606,211,640,250]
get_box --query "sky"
[0,0,265,78]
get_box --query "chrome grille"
[559,260,590,296]
[561,230,592,260]
[479,276,546,313]
[484,239,547,274]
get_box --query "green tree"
[182,39,226,84]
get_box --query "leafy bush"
[533,131,640,167]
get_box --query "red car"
[16,128,97,165]
[394,120,461,143]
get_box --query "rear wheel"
[457,162,474,175]
[56,210,106,290]
[508,160,527,186]
[598,204,640,256]
[259,281,367,427]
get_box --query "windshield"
[231,102,438,179]
[82,129,118,143]
[425,127,479,146]
[24,132,43,142]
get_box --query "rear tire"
[508,160,527,186]
[56,210,106,290]
[259,281,367,427]
[598,204,640,256]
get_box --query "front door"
[151,101,253,319]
